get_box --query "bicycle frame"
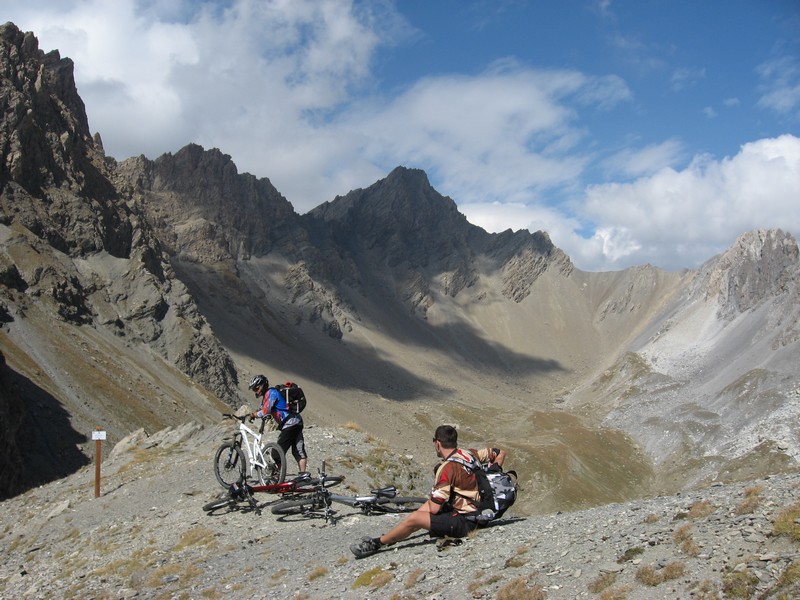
[231,419,271,479]
[327,487,400,512]
[219,413,283,486]
[205,475,320,515]
[270,462,424,523]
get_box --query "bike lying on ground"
[270,461,426,523]
[214,413,286,487]
[202,471,344,515]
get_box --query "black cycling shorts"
[277,423,307,461]
[429,512,477,538]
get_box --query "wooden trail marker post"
[92,428,106,498]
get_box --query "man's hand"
[249,412,256,422]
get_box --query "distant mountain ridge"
[1,23,798,512]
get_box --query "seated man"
[350,424,506,558]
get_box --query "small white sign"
[92,430,107,441]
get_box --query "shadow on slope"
[0,359,89,499]
[177,262,565,402]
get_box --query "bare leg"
[379,502,433,545]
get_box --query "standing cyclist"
[248,374,308,476]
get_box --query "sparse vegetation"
[635,561,686,586]
[722,569,759,598]
[174,526,217,550]
[404,568,425,588]
[688,499,715,518]
[467,573,504,594]
[734,485,763,515]
[353,566,394,589]
[689,578,719,600]
[617,546,644,563]
[642,513,660,524]
[773,501,800,541]
[752,559,800,599]
[308,566,328,580]
[588,571,617,593]
[495,577,546,600]
[674,523,700,556]
[635,565,662,586]
[598,585,633,600]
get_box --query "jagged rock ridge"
[0,23,237,497]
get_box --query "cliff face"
[1,23,799,506]
[0,23,237,497]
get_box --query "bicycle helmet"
[249,374,268,390]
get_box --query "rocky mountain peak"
[114,143,299,262]
[312,165,468,235]
[0,22,107,198]
[702,229,799,317]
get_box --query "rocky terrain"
[1,422,800,600]
[1,20,800,585]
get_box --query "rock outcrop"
[0,23,238,496]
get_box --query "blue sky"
[6,0,800,271]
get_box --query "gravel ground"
[2,422,800,600]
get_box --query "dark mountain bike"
[270,461,426,523]
[202,471,343,515]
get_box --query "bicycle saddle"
[371,486,397,498]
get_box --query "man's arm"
[492,447,507,468]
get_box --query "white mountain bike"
[214,413,286,487]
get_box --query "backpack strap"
[443,451,483,511]
[445,450,481,472]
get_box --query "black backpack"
[446,453,518,525]
[274,381,307,414]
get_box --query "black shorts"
[429,512,477,538]
[276,423,307,462]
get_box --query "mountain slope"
[1,23,799,513]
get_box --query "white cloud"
[757,55,800,117]
[578,135,800,270]
[670,66,706,92]
[601,139,684,179]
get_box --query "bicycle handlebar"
[222,412,269,422]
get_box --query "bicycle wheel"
[270,494,327,516]
[249,442,286,485]
[203,496,234,513]
[264,442,287,484]
[373,496,427,513]
[214,443,246,488]
[320,475,344,489]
